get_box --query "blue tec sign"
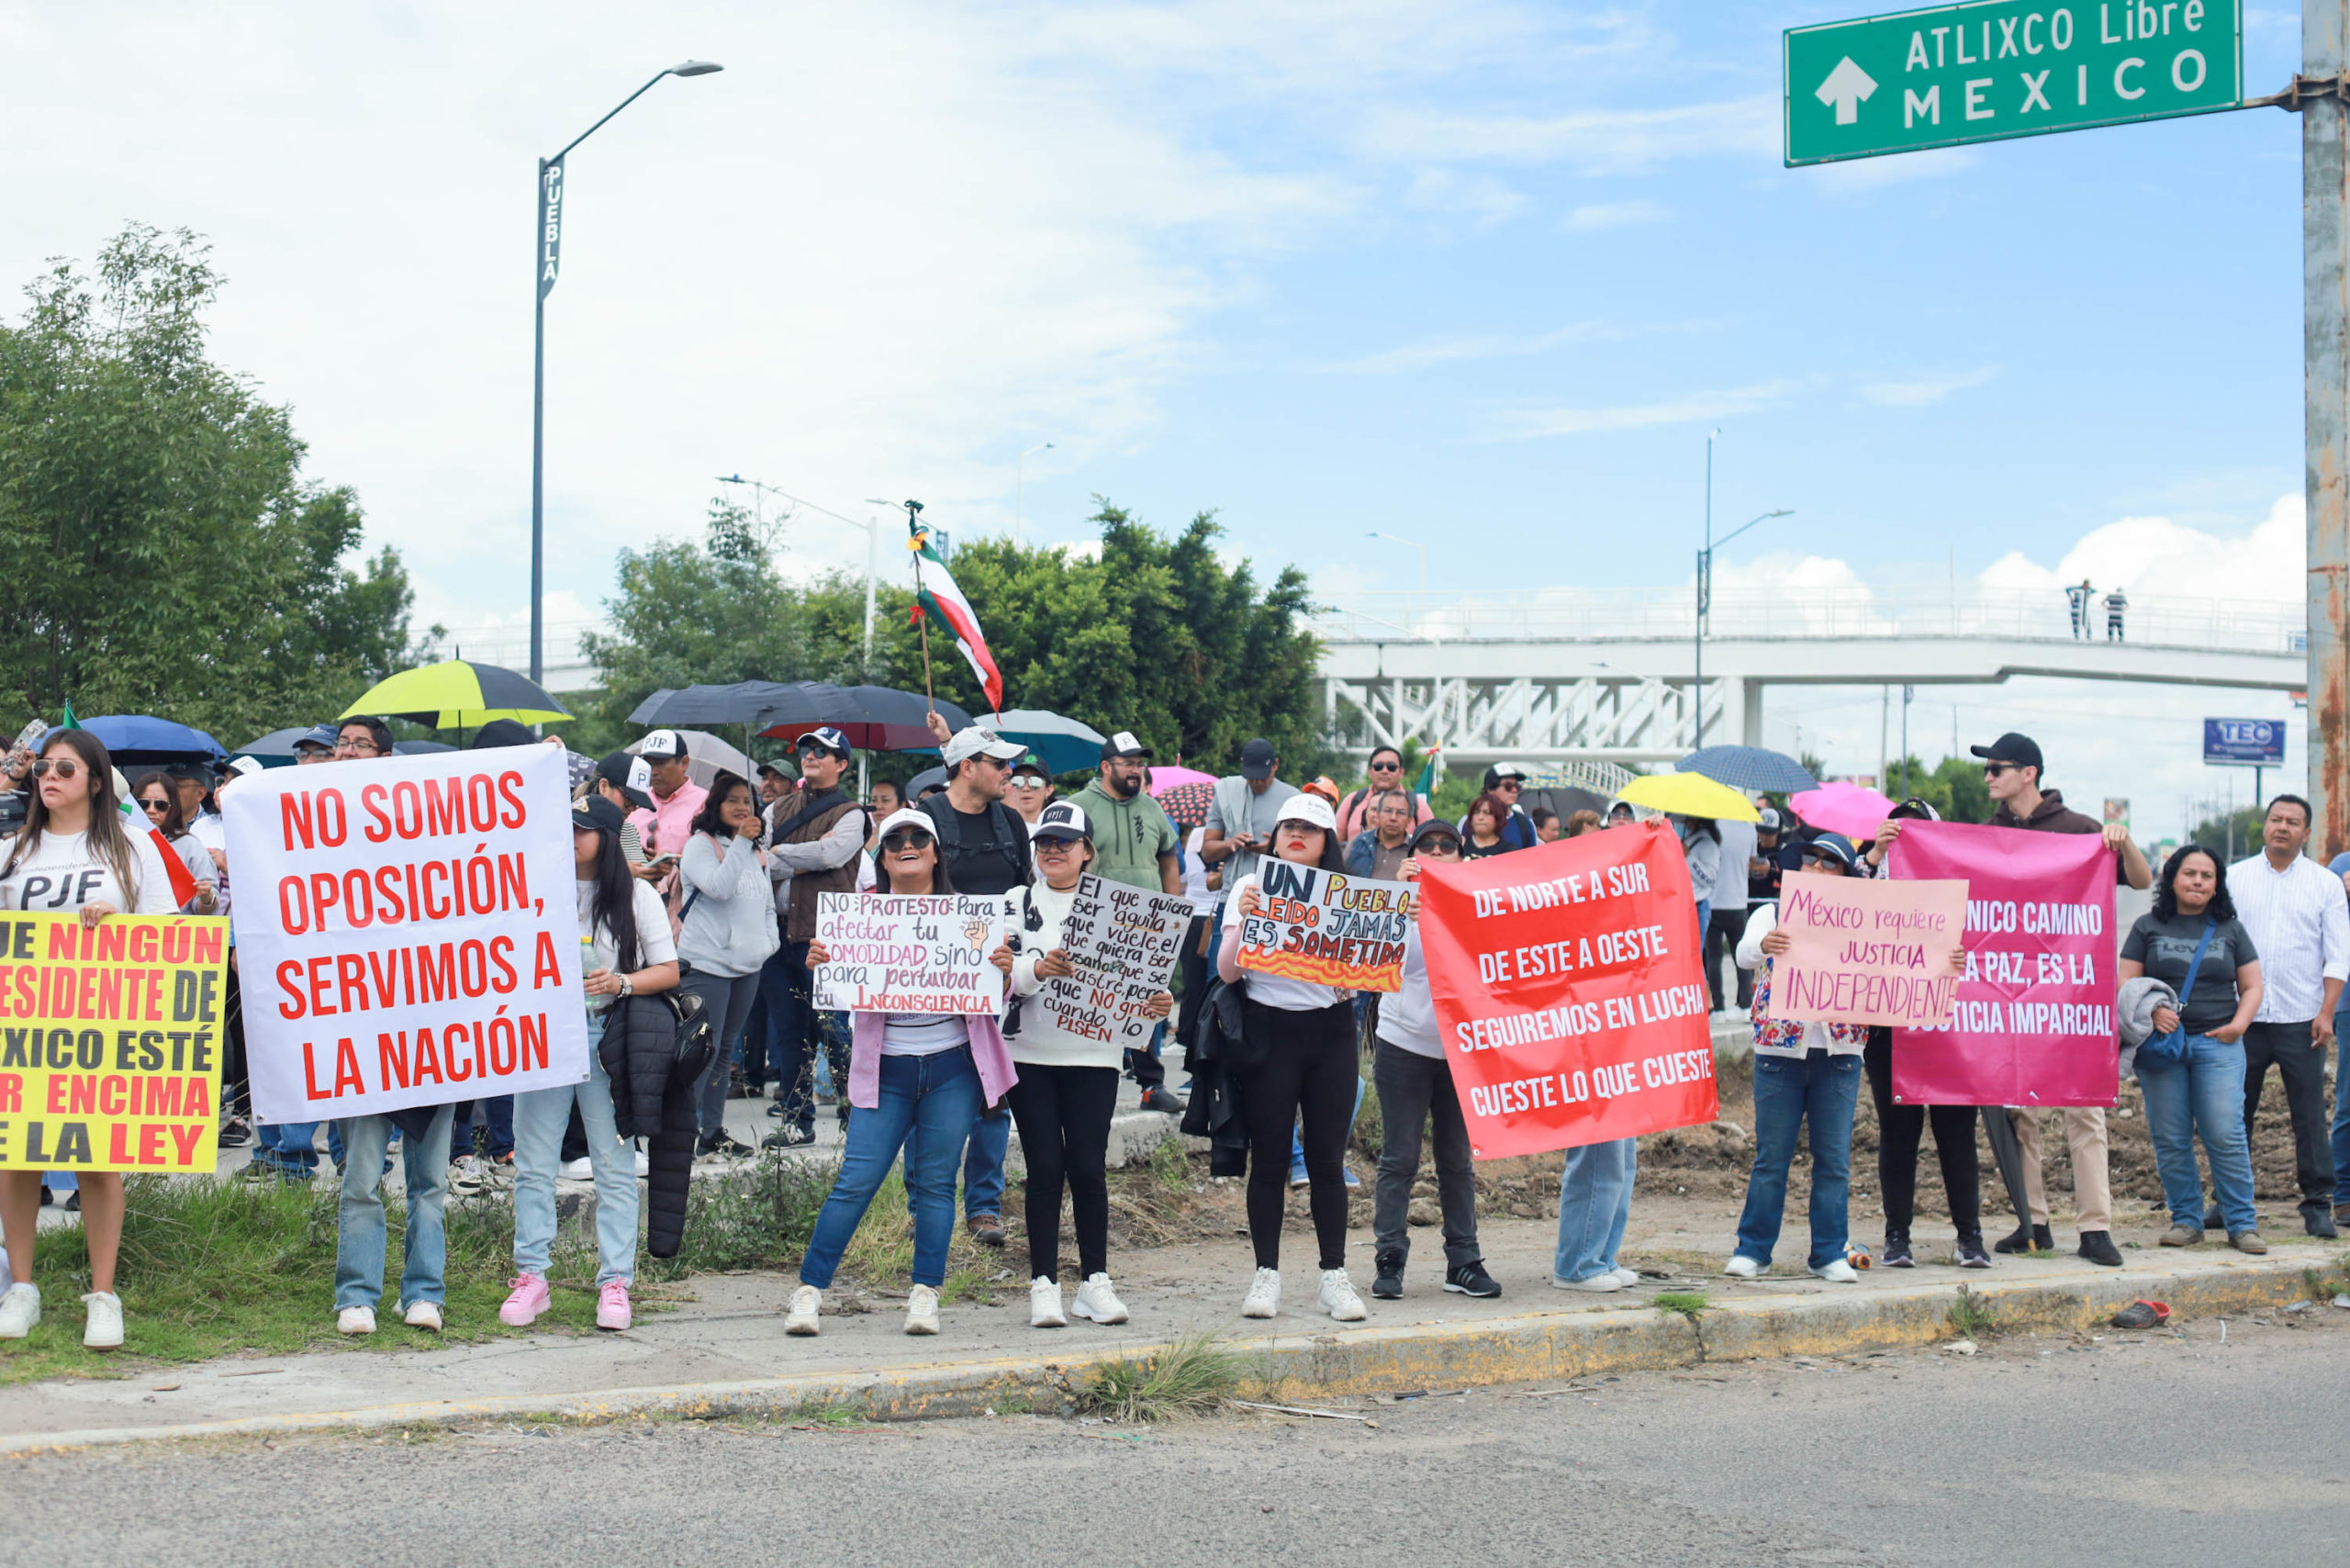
[2203,718,2284,766]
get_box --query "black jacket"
[598,990,716,1258]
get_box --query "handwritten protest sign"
[1418,822,1717,1158]
[1032,876,1199,1048]
[814,893,1006,1015]
[1889,822,2118,1106]
[0,912,229,1171]
[226,745,590,1123]
[1766,871,1967,1029]
[1236,861,1411,993]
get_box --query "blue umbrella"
[1676,745,1817,795]
[57,715,227,767]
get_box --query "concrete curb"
[5,1253,2333,1454]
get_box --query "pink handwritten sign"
[1765,871,1968,1028]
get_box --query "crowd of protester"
[1,711,2343,1354]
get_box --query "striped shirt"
[2225,852,2350,1024]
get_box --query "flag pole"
[905,499,934,713]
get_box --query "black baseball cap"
[1968,732,2043,774]
[1409,819,1462,853]
[574,794,627,837]
[1101,729,1152,761]
[595,750,655,811]
[1239,737,1277,781]
[795,725,852,760]
[1009,753,1050,782]
[1801,834,1858,869]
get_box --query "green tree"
[0,225,420,743]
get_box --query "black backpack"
[918,794,1030,893]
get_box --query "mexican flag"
[1413,741,1444,799]
[911,533,1004,713]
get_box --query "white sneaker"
[337,1305,377,1336]
[81,1290,123,1350]
[1318,1268,1368,1322]
[1722,1255,1763,1278]
[904,1283,940,1335]
[1070,1272,1129,1325]
[403,1299,442,1332]
[1550,1271,1624,1292]
[784,1284,822,1336]
[1810,1259,1860,1283]
[1241,1267,1281,1318]
[0,1282,39,1338]
[1029,1275,1067,1327]
[560,1156,594,1181]
[1612,1267,1643,1287]
[634,1150,651,1178]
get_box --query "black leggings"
[1863,1031,1981,1237]
[1237,998,1357,1271]
[1004,1063,1120,1282]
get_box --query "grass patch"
[835,1168,1000,1305]
[1651,1291,1708,1321]
[1078,1333,1243,1423]
[1147,1132,1190,1195]
[1947,1284,1997,1338]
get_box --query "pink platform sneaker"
[499,1273,551,1327]
[596,1280,632,1332]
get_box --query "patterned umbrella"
[1676,745,1818,794]
[1153,779,1215,830]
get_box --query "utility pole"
[2310,0,2350,857]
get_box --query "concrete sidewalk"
[5,1203,2339,1453]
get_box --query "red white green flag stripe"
[912,535,1004,713]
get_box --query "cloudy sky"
[1,1,2311,835]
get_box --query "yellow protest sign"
[0,912,229,1172]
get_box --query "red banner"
[1888,821,2117,1107]
[1419,822,1718,1158]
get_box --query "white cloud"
[1320,322,1614,375]
[1496,378,1802,438]
[1800,145,1979,194]
[1564,198,1668,230]
[1403,168,1528,226]
[1361,96,1779,174]
[1862,365,1999,406]
[1978,493,2302,604]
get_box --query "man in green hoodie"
[1069,730,1187,1113]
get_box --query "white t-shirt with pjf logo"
[0,827,178,916]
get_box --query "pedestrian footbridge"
[1314,586,2303,767]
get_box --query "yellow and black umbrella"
[341,660,572,731]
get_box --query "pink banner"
[1887,822,2117,1107]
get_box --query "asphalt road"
[11,1310,2345,1567]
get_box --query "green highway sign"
[1785,0,2242,165]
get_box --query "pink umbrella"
[1789,781,1897,841]
[1147,766,1217,793]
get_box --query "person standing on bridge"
[2104,586,2128,643]
[2067,578,2095,639]
[1972,731,2148,1268]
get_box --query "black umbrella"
[628,681,829,728]
[755,684,974,753]
[1677,745,1818,794]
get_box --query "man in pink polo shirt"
[626,729,708,868]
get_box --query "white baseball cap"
[941,726,1027,767]
[875,807,938,842]
[1030,801,1091,841]
[1274,793,1337,834]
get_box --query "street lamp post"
[531,59,722,684]
[1694,489,1794,749]
[1015,442,1053,548]
[1366,531,1429,630]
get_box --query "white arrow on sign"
[1815,56,1878,125]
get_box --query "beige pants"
[2009,1106,2111,1231]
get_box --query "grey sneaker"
[2159,1224,2205,1248]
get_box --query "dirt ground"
[1080,1053,2339,1261]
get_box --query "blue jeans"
[335,1104,455,1310]
[448,1096,515,1160]
[1554,1137,1638,1282]
[252,1120,320,1173]
[905,1103,1010,1220]
[1734,1049,1860,1270]
[2136,1034,2257,1235]
[767,942,852,1132]
[512,1014,638,1286]
[800,1047,985,1289]
[2333,1017,2350,1207]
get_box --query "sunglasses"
[31,759,81,779]
[1981,762,2020,778]
[1035,836,1084,852]
[880,829,936,853]
[1494,779,1521,790]
[1369,760,1400,772]
[1417,836,1462,856]
[140,796,172,813]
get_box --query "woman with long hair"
[1215,793,1368,1322]
[1003,801,1171,1327]
[1460,792,1514,859]
[677,770,779,1159]
[129,770,218,916]
[788,810,1017,1337]
[501,796,679,1333]
[0,731,178,1349]
[2121,845,2266,1252]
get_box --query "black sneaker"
[696,1132,754,1159]
[1138,1086,1189,1115]
[762,1125,817,1151]
[218,1116,252,1148]
[1955,1234,1992,1269]
[1993,1222,2053,1254]
[2078,1229,2124,1265]
[766,1100,791,1117]
[1371,1248,1405,1300]
[1882,1231,1914,1268]
[1443,1260,1502,1298]
[2304,1207,2340,1239]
